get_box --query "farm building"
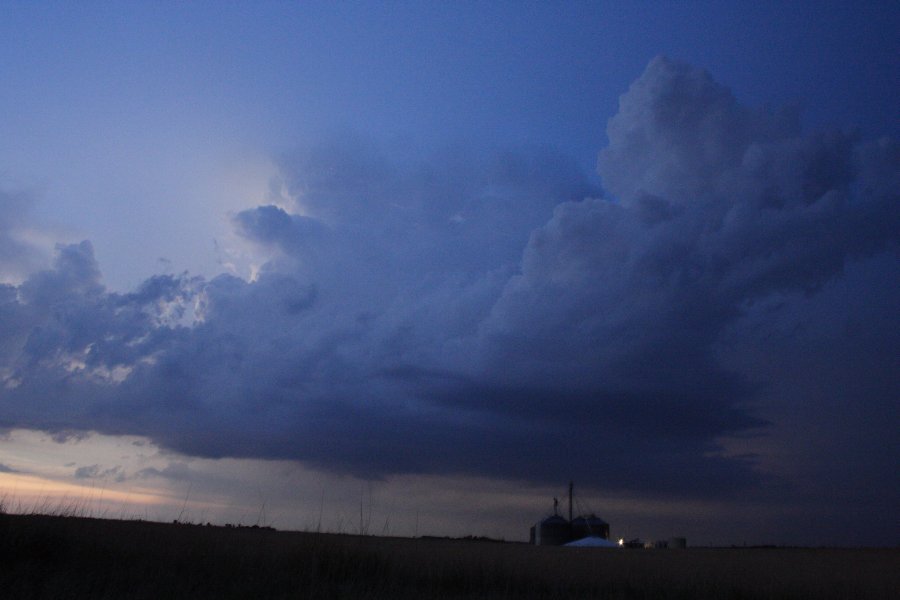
[564,536,618,548]
[530,482,613,546]
[571,514,609,540]
[527,483,687,549]
[530,514,572,546]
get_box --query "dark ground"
[0,513,897,599]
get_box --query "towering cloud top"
[1,58,897,500]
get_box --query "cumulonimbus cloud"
[1,57,896,498]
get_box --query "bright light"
[618,538,624,547]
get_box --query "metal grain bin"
[535,515,571,546]
[571,514,610,540]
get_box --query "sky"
[0,1,898,546]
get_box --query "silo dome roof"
[572,513,608,525]
[540,515,569,525]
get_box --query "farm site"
[1,513,897,599]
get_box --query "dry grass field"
[0,513,897,599]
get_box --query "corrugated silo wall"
[571,519,610,540]
[537,521,572,546]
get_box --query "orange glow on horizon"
[0,471,173,513]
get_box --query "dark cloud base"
[1,58,897,505]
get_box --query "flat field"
[0,514,896,599]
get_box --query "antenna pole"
[568,481,573,522]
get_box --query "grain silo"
[531,482,614,546]
[570,514,610,540]
[534,515,571,546]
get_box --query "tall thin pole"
[568,481,573,522]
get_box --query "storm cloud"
[1,58,897,500]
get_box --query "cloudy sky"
[1,2,897,546]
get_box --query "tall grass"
[0,513,897,599]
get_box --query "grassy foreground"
[0,514,897,599]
